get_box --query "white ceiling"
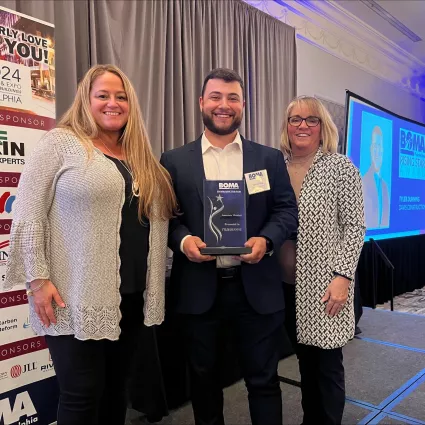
[336,0,425,66]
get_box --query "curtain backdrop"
[357,235,425,308]
[3,0,296,157]
[89,0,296,156]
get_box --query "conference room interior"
[1,1,425,425]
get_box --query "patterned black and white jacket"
[294,148,366,349]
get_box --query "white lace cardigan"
[2,128,168,340]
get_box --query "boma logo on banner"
[0,379,59,425]
[0,391,37,424]
[0,6,57,425]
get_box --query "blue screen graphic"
[346,94,425,241]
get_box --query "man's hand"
[321,275,350,317]
[238,237,267,264]
[183,236,216,263]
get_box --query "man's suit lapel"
[189,137,205,205]
[242,137,256,208]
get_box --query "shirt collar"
[201,131,243,154]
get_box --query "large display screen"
[345,91,425,241]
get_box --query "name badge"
[244,169,270,195]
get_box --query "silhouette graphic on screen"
[362,126,390,228]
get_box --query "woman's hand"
[321,275,350,317]
[29,279,66,327]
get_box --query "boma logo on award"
[0,391,38,424]
[218,182,239,190]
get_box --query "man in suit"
[362,125,390,229]
[160,68,298,425]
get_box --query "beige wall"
[297,39,425,124]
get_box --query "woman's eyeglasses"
[288,116,321,127]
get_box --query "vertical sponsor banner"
[0,7,57,425]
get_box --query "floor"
[377,286,425,316]
[126,307,425,425]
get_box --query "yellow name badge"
[244,169,271,195]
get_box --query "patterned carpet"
[376,286,425,315]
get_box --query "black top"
[106,155,149,294]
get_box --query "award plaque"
[200,180,252,256]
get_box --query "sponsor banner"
[0,220,12,236]
[0,126,47,172]
[0,304,35,344]
[0,8,55,119]
[0,8,56,423]
[0,110,55,132]
[0,61,32,109]
[0,376,58,425]
[0,238,9,267]
[0,188,16,218]
[0,290,28,309]
[0,348,54,393]
[0,173,20,188]
[0,336,47,362]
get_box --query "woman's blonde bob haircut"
[58,64,177,221]
[280,96,339,158]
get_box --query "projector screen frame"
[343,90,425,242]
[343,90,425,155]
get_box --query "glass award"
[200,180,252,256]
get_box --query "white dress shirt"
[181,131,243,268]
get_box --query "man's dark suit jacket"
[160,136,298,315]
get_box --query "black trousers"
[45,292,144,425]
[284,284,345,425]
[179,273,285,425]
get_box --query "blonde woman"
[2,65,177,425]
[280,96,365,424]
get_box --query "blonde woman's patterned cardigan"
[292,148,365,349]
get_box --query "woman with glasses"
[279,96,365,424]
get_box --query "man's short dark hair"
[201,68,244,97]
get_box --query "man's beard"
[202,111,242,136]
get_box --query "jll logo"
[10,362,36,378]
[10,365,21,378]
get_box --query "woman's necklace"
[288,149,316,165]
[287,150,317,177]
[98,138,140,197]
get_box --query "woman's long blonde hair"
[280,96,339,158]
[58,64,177,221]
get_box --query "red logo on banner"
[0,239,8,265]
[0,110,55,131]
[0,172,20,188]
[0,191,15,214]
[0,336,47,361]
[10,364,22,378]
[0,290,28,309]
[0,219,12,234]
